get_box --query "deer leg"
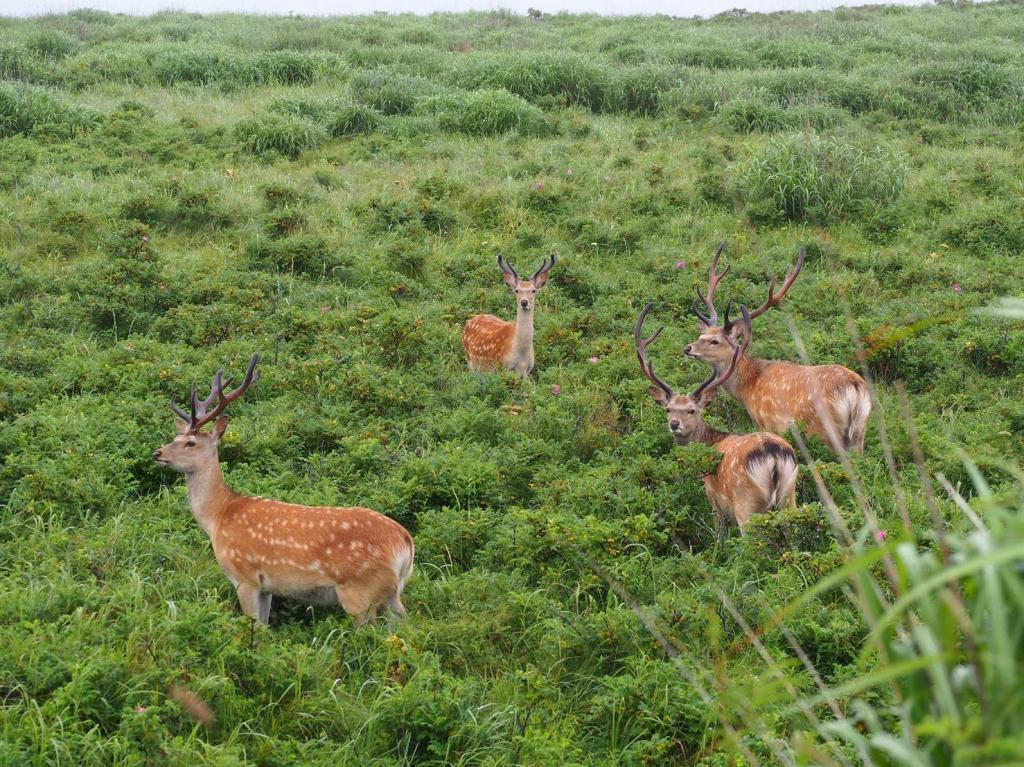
[336,586,374,628]
[237,582,272,625]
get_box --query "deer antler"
[634,302,675,401]
[170,353,260,434]
[497,254,519,281]
[692,242,730,328]
[747,248,805,321]
[531,254,557,281]
[692,306,751,403]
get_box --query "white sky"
[3,0,937,19]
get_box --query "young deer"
[686,245,871,453]
[153,354,414,627]
[462,254,556,380]
[637,302,798,534]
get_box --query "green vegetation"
[1,4,1023,765]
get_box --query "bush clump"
[451,52,609,110]
[720,99,789,133]
[25,30,80,60]
[0,44,43,81]
[736,131,907,224]
[349,68,442,115]
[269,96,382,136]
[437,89,552,136]
[0,82,99,138]
[234,114,325,158]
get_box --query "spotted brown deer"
[686,244,871,453]
[636,303,798,535]
[153,354,414,626]
[462,254,556,379]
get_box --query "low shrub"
[451,52,609,111]
[720,99,789,133]
[0,44,43,81]
[736,131,907,224]
[234,114,325,158]
[0,82,99,139]
[349,68,441,115]
[324,103,382,136]
[25,30,80,60]
[437,89,552,136]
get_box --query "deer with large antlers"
[637,303,798,535]
[686,244,871,454]
[153,354,414,626]
[462,255,556,380]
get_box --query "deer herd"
[155,244,869,626]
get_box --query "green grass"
[1,4,1024,765]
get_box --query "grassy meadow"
[1,3,1024,765]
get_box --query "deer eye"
[186,440,196,448]
[709,339,719,345]
[688,409,696,414]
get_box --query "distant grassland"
[1,4,1023,766]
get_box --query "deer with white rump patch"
[462,254,556,379]
[153,354,414,626]
[686,244,871,454]
[636,302,798,535]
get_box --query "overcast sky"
[3,0,936,18]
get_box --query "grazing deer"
[636,302,798,534]
[686,244,871,453]
[153,354,414,627]
[463,254,556,379]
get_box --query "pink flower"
[875,530,887,543]
[952,283,962,293]
[551,385,561,395]
[676,260,686,270]
[534,182,544,191]
[135,706,148,713]
[588,356,599,363]
[320,305,329,313]
[142,235,149,243]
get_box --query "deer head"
[685,244,804,368]
[636,302,751,444]
[153,353,259,473]
[498,254,556,313]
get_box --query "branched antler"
[693,243,730,327]
[747,248,806,320]
[170,353,260,433]
[635,302,675,401]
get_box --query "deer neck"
[184,458,234,538]
[715,352,761,400]
[512,304,535,357]
[675,422,730,448]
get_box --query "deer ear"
[502,270,518,289]
[696,389,717,407]
[649,386,670,408]
[533,270,551,289]
[174,418,190,435]
[212,417,229,441]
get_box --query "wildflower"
[952,283,962,293]
[134,706,148,713]
[534,181,544,191]
[603,175,610,182]
[565,168,573,177]
[142,235,149,243]
[875,530,887,543]
[588,356,599,363]
[321,305,329,313]
[551,385,561,395]
[676,260,686,270]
